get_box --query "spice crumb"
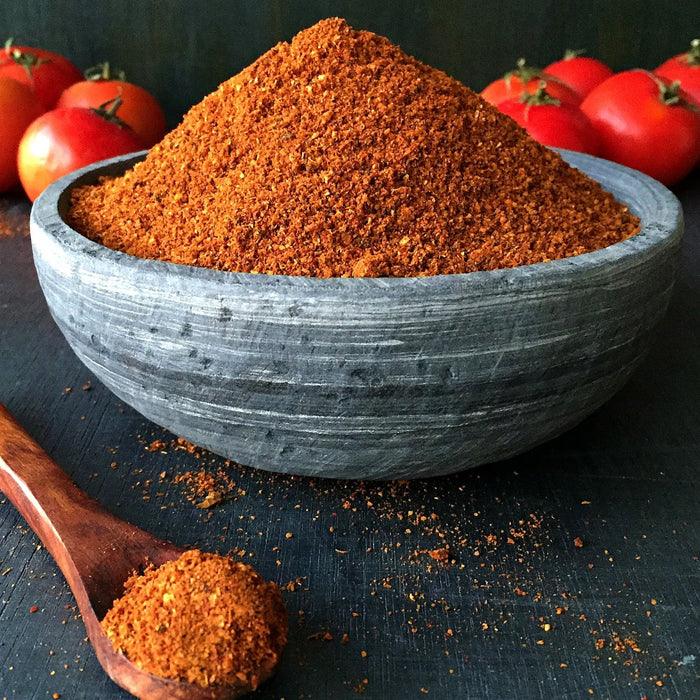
[308,631,334,641]
[427,547,450,564]
[195,489,224,509]
[145,439,166,452]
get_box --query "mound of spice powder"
[101,550,287,690]
[69,18,639,277]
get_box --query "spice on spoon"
[101,549,287,690]
[68,18,639,279]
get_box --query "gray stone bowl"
[30,150,683,479]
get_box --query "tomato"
[0,39,82,109]
[58,63,166,147]
[0,77,44,191]
[581,70,700,185]
[544,50,614,99]
[481,58,581,107]
[18,100,143,201]
[655,39,700,106]
[498,85,599,155]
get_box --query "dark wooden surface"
[0,174,699,699]
[1,0,700,125]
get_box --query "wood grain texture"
[0,180,699,695]
[0,406,264,700]
[29,151,683,479]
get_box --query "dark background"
[1,0,699,126]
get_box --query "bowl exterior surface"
[30,151,683,479]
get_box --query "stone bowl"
[30,150,683,479]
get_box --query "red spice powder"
[68,18,639,278]
[101,550,287,690]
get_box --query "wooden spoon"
[0,405,269,699]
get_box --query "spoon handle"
[0,404,127,558]
[0,404,174,611]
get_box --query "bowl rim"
[31,148,683,292]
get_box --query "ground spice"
[0,196,30,239]
[68,18,639,278]
[101,550,287,690]
[173,467,237,509]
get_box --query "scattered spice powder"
[145,439,167,453]
[308,630,334,641]
[173,467,236,508]
[101,550,287,690]
[427,547,450,564]
[69,18,638,278]
[115,430,679,694]
[0,197,30,238]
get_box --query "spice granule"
[68,18,639,278]
[101,549,287,689]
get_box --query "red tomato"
[655,39,700,106]
[17,102,143,201]
[58,63,166,146]
[481,58,582,107]
[0,39,82,109]
[581,70,700,185]
[0,77,44,191]
[544,50,614,98]
[498,86,600,155]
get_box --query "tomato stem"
[91,95,131,129]
[662,80,682,105]
[520,81,561,107]
[504,58,544,88]
[84,61,127,82]
[563,49,586,60]
[3,38,48,80]
[685,38,700,66]
[650,72,699,111]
